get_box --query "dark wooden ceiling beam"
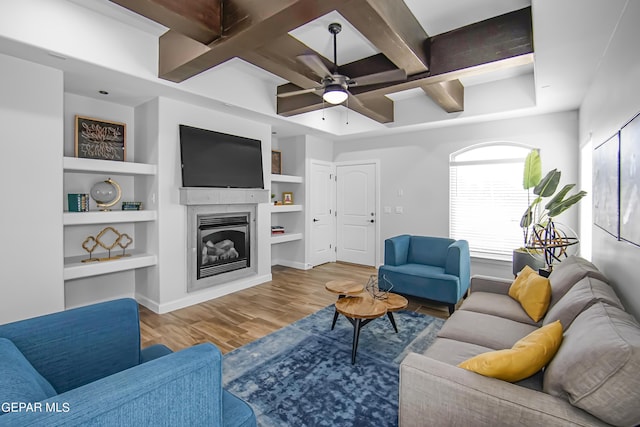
[429,7,533,76]
[338,0,430,75]
[421,80,464,113]
[159,0,349,82]
[110,0,221,44]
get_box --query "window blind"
[450,147,530,259]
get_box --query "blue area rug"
[223,305,444,427]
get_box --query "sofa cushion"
[509,266,551,322]
[379,264,460,304]
[437,310,537,349]
[458,320,563,383]
[459,292,539,326]
[548,257,608,308]
[424,337,544,391]
[543,303,640,427]
[407,236,454,267]
[543,276,624,330]
[0,338,57,413]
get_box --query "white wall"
[139,97,272,313]
[0,54,65,323]
[334,111,580,278]
[580,1,640,319]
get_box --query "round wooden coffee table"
[334,292,409,364]
[325,279,364,296]
[325,280,365,331]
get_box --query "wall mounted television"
[179,124,264,189]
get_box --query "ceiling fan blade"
[297,54,333,79]
[347,91,364,108]
[277,87,322,98]
[349,69,407,87]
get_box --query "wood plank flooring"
[139,262,450,353]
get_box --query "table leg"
[352,318,362,364]
[387,312,399,333]
[331,309,340,330]
[331,295,346,330]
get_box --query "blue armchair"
[378,235,470,314]
[0,298,255,426]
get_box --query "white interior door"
[336,163,377,266]
[309,161,336,266]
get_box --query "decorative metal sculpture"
[526,219,579,271]
[366,274,393,300]
[81,226,133,262]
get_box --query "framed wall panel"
[593,133,619,238]
[620,112,640,246]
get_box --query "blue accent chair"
[0,298,255,426]
[378,235,470,314]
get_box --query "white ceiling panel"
[288,10,379,66]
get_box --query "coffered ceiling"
[0,0,621,140]
[109,0,534,124]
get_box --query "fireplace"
[198,213,249,280]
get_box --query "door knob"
[313,218,319,222]
[369,219,375,223]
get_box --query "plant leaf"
[544,184,576,209]
[520,197,542,227]
[547,191,587,217]
[534,169,561,197]
[523,150,542,189]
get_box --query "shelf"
[63,252,158,280]
[271,232,303,244]
[63,157,157,176]
[271,174,302,184]
[64,210,157,225]
[271,204,302,213]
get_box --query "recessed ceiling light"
[99,90,109,95]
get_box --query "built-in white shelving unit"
[271,173,303,184]
[271,204,303,213]
[63,141,158,304]
[63,210,157,225]
[64,157,156,175]
[270,173,304,246]
[63,253,158,280]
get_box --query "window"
[449,143,532,260]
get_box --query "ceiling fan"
[278,22,407,105]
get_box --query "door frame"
[335,159,381,267]
[305,159,337,267]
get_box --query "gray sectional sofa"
[399,256,640,426]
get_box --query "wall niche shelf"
[63,252,158,280]
[271,204,302,213]
[271,232,303,245]
[63,157,157,176]
[271,173,303,184]
[64,210,157,225]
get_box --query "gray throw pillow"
[543,276,623,330]
[543,303,640,426]
[548,258,608,308]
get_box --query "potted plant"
[512,150,587,275]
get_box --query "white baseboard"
[135,273,272,314]
[272,259,311,270]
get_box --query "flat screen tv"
[179,124,264,188]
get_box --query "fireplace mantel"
[180,187,269,206]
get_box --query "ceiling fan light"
[323,85,348,104]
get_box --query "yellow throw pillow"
[509,265,551,322]
[458,320,563,382]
